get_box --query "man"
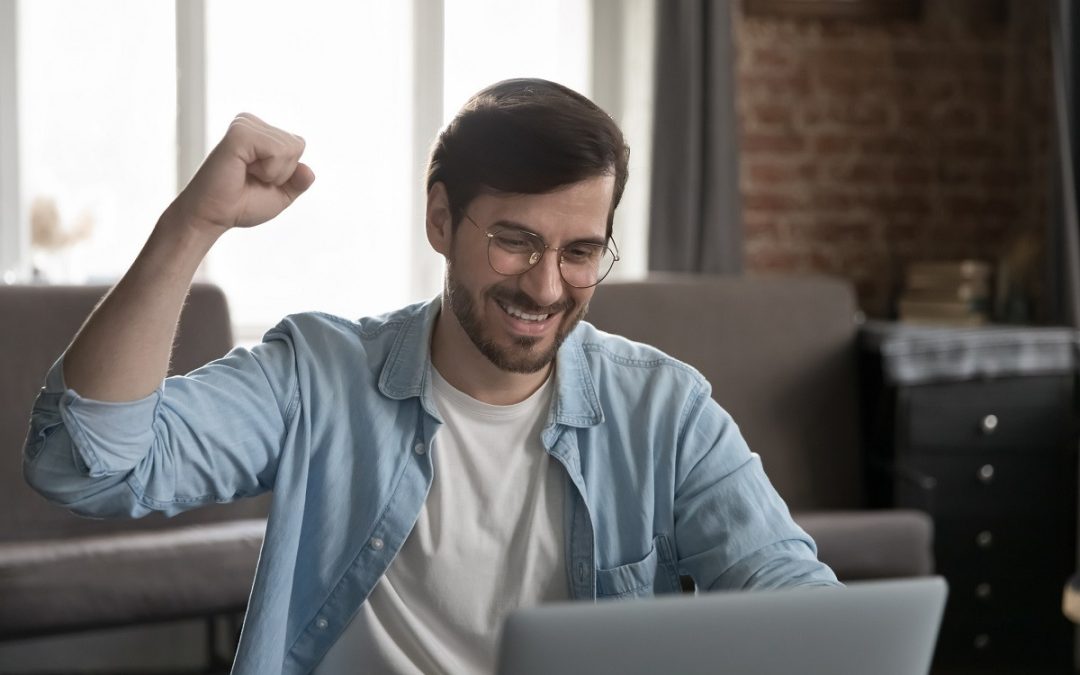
[24,79,838,675]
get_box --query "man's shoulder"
[261,301,429,358]
[573,320,707,386]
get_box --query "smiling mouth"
[496,300,553,323]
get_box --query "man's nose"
[519,249,565,308]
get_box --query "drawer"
[935,613,1074,668]
[939,572,1065,621]
[933,516,1075,576]
[894,453,1073,517]
[900,376,1075,453]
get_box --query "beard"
[444,259,588,374]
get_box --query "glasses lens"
[488,228,543,275]
[560,243,615,288]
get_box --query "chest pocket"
[595,535,680,599]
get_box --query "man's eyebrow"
[491,219,608,246]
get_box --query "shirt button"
[370,537,385,551]
[315,617,328,630]
[413,442,426,455]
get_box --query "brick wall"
[734,0,1052,317]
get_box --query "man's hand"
[172,113,315,237]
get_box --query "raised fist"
[173,113,315,235]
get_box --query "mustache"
[488,287,575,315]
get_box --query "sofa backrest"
[586,274,864,511]
[0,283,269,542]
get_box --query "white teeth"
[500,302,550,322]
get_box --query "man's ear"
[426,182,452,256]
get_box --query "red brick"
[933,106,981,131]
[858,194,933,216]
[816,73,875,97]
[894,77,957,102]
[804,220,874,243]
[860,135,922,155]
[883,220,923,245]
[745,248,805,272]
[938,163,977,186]
[742,132,807,153]
[980,167,1021,189]
[813,135,857,154]
[945,194,1020,219]
[893,49,948,72]
[743,191,802,212]
[956,78,1005,101]
[813,47,890,71]
[752,47,795,69]
[945,137,1007,160]
[743,215,782,240]
[751,102,796,126]
[745,161,817,185]
[825,102,891,127]
[893,163,934,185]
[828,163,887,184]
[811,191,855,210]
[737,72,812,97]
[898,106,931,129]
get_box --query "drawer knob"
[980,414,998,435]
[975,582,992,600]
[976,464,995,483]
[974,633,991,650]
[975,530,993,548]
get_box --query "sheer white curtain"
[203,0,415,338]
[15,0,176,284]
[443,0,592,120]
[4,0,654,340]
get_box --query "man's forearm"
[62,203,221,402]
[60,113,312,402]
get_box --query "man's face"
[441,175,615,374]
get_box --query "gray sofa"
[587,273,934,581]
[2,275,928,655]
[0,284,267,646]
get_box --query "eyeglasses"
[463,213,620,289]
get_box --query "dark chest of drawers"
[860,322,1079,672]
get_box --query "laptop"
[496,576,947,675]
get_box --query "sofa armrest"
[793,509,934,581]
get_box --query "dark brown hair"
[426,78,629,239]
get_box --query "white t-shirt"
[313,366,568,674]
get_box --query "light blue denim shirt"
[23,297,839,674]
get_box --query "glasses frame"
[463,213,620,289]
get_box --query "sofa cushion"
[588,274,863,510]
[0,519,265,638]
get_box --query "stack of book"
[897,260,993,327]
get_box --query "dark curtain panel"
[1049,0,1080,326]
[648,0,743,274]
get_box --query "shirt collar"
[378,296,603,428]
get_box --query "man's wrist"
[155,202,226,256]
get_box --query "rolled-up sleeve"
[23,327,299,519]
[673,386,842,590]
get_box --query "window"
[16,0,176,284]
[204,0,415,336]
[443,0,591,121]
[2,0,652,340]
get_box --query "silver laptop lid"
[496,576,947,675]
